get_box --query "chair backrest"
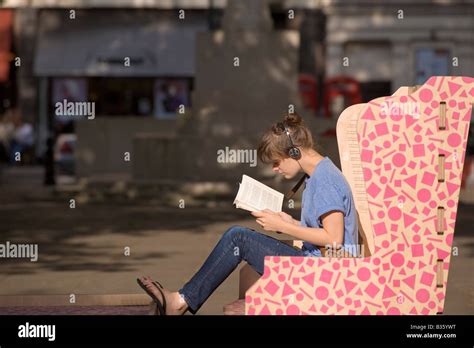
[350,76,473,314]
[337,86,413,257]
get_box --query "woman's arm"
[283,210,344,246]
[252,209,344,247]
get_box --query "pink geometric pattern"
[246,76,474,315]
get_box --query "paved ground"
[0,165,472,315]
[0,306,149,315]
[0,166,260,315]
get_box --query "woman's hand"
[251,209,288,232]
[277,211,298,225]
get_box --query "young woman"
[137,113,359,315]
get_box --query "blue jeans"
[178,225,305,314]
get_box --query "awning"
[0,10,13,83]
[34,10,207,77]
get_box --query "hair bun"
[271,122,285,135]
[284,112,302,127]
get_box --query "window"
[415,48,450,85]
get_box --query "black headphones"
[278,121,308,200]
[282,123,302,160]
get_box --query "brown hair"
[257,113,316,164]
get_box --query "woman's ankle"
[172,292,189,312]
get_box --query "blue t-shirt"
[300,156,359,257]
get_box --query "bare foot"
[138,276,189,315]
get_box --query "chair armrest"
[238,240,308,298]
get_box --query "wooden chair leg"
[239,263,261,299]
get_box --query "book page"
[233,175,284,212]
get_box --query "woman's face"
[272,157,301,179]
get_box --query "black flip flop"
[137,278,167,315]
[153,280,164,289]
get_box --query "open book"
[233,175,284,212]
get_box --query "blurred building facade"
[0,0,472,184]
[324,0,474,102]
